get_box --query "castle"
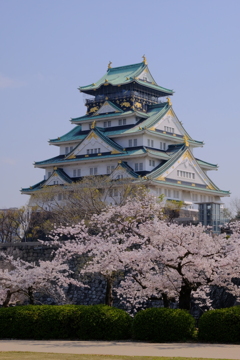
[22,57,229,228]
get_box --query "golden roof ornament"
[142,55,148,65]
[108,61,112,69]
[167,97,172,106]
[183,135,189,147]
[91,120,96,129]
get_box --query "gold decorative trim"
[108,61,112,69]
[53,167,57,170]
[120,101,131,107]
[156,176,165,181]
[183,135,190,147]
[192,183,195,186]
[89,106,99,113]
[207,184,215,190]
[142,55,148,65]
[177,181,181,184]
[85,155,89,157]
[98,153,102,156]
[91,120,96,129]
[183,151,192,160]
[87,132,98,140]
[111,150,121,154]
[118,160,122,164]
[134,101,142,109]
[167,97,172,106]
[67,154,76,159]
[149,126,155,131]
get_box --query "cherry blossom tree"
[49,194,240,311]
[0,253,84,307]
[50,192,163,306]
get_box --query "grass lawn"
[0,354,235,360]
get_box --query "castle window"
[116,174,123,179]
[149,160,155,167]
[147,139,154,147]
[48,172,51,178]
[53,180,58,185]
[164,126,174,133]
[119,118,126,126]
[90,167,98,175]
[73,169,81,177]
[104,121,111,128]
[173,190,179,199]
[177,170,195,180]
[135,163,143,171]
[160,142,166,150]
[164,189,171,197]
[109,188,118,197]
[70,146,73,152]
[87,148,101,155]
[192,193,198,202]
[107,165,115,174]
[65,147,69,154]
[200,195,206,202]
[129,139,138,147]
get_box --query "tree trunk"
[105,277,113,306]
[162,293,170,308]
[28,287,35,305]
[179,284,192,310]
[2,290,12,307]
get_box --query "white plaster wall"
[113,135,143,148]
[155,112,182,135]
[81,115,137,131]
[59,144,76,155]
[143,134,169,150]
[74,137,113,156]
[164,158,206,185]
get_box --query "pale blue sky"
[1,0,239,208]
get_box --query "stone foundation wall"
[0,242,237,316]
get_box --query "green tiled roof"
[117,161,139,178]
[151,178,230,196]
[147,148,170,159]
[71,110,133,123]
[21,180,45,193]
[54,168,72,183]
[196,158,218,169]
[50,126,85,144]
[89,128,125,153]
[149,144,186,179]
[79,62,173,95]
[35,146,151,167]
[147,144,225,194]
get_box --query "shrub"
[132,307,195,342]
[0,304,132,340]
[198,306,240,343]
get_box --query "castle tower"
[22,58,230,223]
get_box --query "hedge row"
[0,304,132,340]
[2,304,239,342]
[132,307,195,342]
[198,306,240,343]
[0,305,195,341]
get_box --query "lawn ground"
[0,354,235,360]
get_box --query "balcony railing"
[85,91,161,105]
